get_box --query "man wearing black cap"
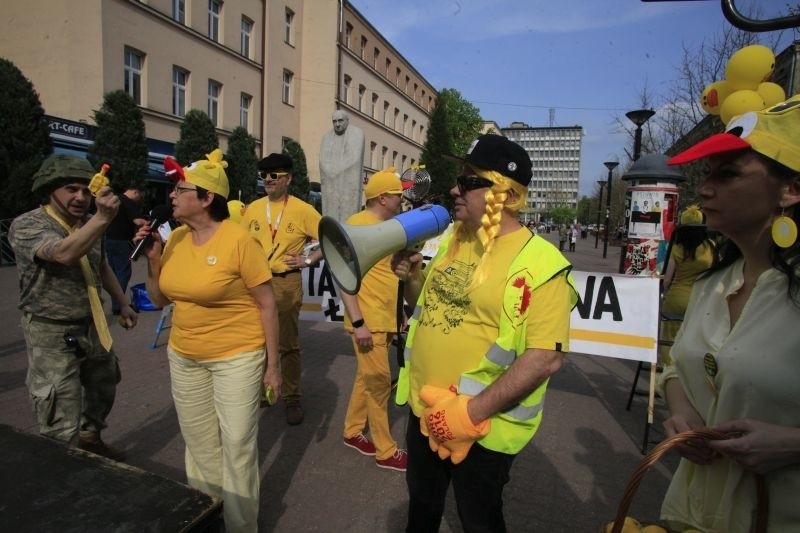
[9,154,138,461]
[392,135,577,531]
[242,153,323,425]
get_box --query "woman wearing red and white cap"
[660,98,800,532]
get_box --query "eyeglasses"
[455,175,493,196]
[259,171,289,181]
[173,185,197,196]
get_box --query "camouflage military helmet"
[31,154,95,192]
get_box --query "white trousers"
[168,346,265,533]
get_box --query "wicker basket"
[602,429,768,533]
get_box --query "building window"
[413,83,418,100]
[392,150,398,167]
[172,66,188,117]
[284,8,294,44]
[240,93,251,130]
[411,119,417,140]
[401,155,407,171]
[357,85,366,111]
[241,16,253,58]
[208,79,221,126]
[393,108,400,130]
[382,102,389,124]
[123,47,144,105]
[345,23,353,48]
[371,93,379,118]
[282,70,293,104]
[385,58,390,77]
[403,114,408,136]
[360,36,367,59]
[342,75,351,104]
[172,0,185,23]
[395,67,401,85]
[381,146,388,167]
[370,142,377,169]
[208,0,221,42]
[373,47,380,69]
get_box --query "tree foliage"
[87,90,149,192]
[0,57,52,219]
[174,109,218,166]
[225,127,258,203]
[550,205,576,226]
[420,88,483,210]
[283,139,310,203]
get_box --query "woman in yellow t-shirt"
[138,150,279,533]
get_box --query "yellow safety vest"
[396,231,577,454]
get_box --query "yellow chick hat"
[183,148,230,199]
[680,205,704,226]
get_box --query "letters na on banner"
[300,263,659,364]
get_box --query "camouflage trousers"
[21,313,121,442]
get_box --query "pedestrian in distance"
[104,185,146,314]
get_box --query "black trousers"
[405,413,515,533]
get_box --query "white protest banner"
[300,263,660,364]
[569,271,659,363]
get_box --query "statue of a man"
[319,110,365,221]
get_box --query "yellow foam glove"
[88,164,110,197]
[419,385,490,464]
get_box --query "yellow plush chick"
[88,164,110,197]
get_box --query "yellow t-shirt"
[343,209,399,333]
[242,195,321,273]
[160,220,271,359]
[408,228,572,415]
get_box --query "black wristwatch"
[352,318,365,328]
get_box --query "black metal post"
[602,162,618,259]
[594,181,605,248]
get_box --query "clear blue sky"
[350,0,796,197]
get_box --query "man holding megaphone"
[339,168,411,472]
[391,135,578,532]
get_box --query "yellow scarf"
[43,205,113,351]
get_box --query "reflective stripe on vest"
[458,375,545,421]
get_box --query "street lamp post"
[602,161,618,258]
[594,180,606,248]
[625,109,656,162]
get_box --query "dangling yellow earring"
[772,209,798,248]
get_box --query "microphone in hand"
[130,205,172,261]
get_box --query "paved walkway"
[0,231,674,532]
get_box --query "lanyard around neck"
[266,195,289,240]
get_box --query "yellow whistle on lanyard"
[88,164,111,197]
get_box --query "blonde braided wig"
[445,167,528,290]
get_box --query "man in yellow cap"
[339,167,411,471]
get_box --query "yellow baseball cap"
[669,97,800,172]
[364,167,411,200]
[184,148,230,199]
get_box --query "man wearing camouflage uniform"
[9,154,138,461]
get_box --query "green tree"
[0,57,52,219]
[283,139,310,203]
[174,109,218,165]
[87,90,148,191]
[225,127,258,203]
[550,205,576,226]
[576,196,594,225]
[420,88,482,210]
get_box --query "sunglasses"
[456,175,493,196]
[259,171,289,181]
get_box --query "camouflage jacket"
[9,207,103,321]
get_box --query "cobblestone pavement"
[0,231,674,532]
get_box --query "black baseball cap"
[258,153,293,172]
[462,135,533,186]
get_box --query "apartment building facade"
[502,123,583,223]
[1,0,434,188]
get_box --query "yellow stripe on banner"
[570,329,656,349]
[301,302,322,312]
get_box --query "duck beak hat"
[167,149,230,199]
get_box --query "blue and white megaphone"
[318,204,451,295]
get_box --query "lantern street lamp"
[594,180,606,248]
[602,161,619,258]
[625,109,656,162]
